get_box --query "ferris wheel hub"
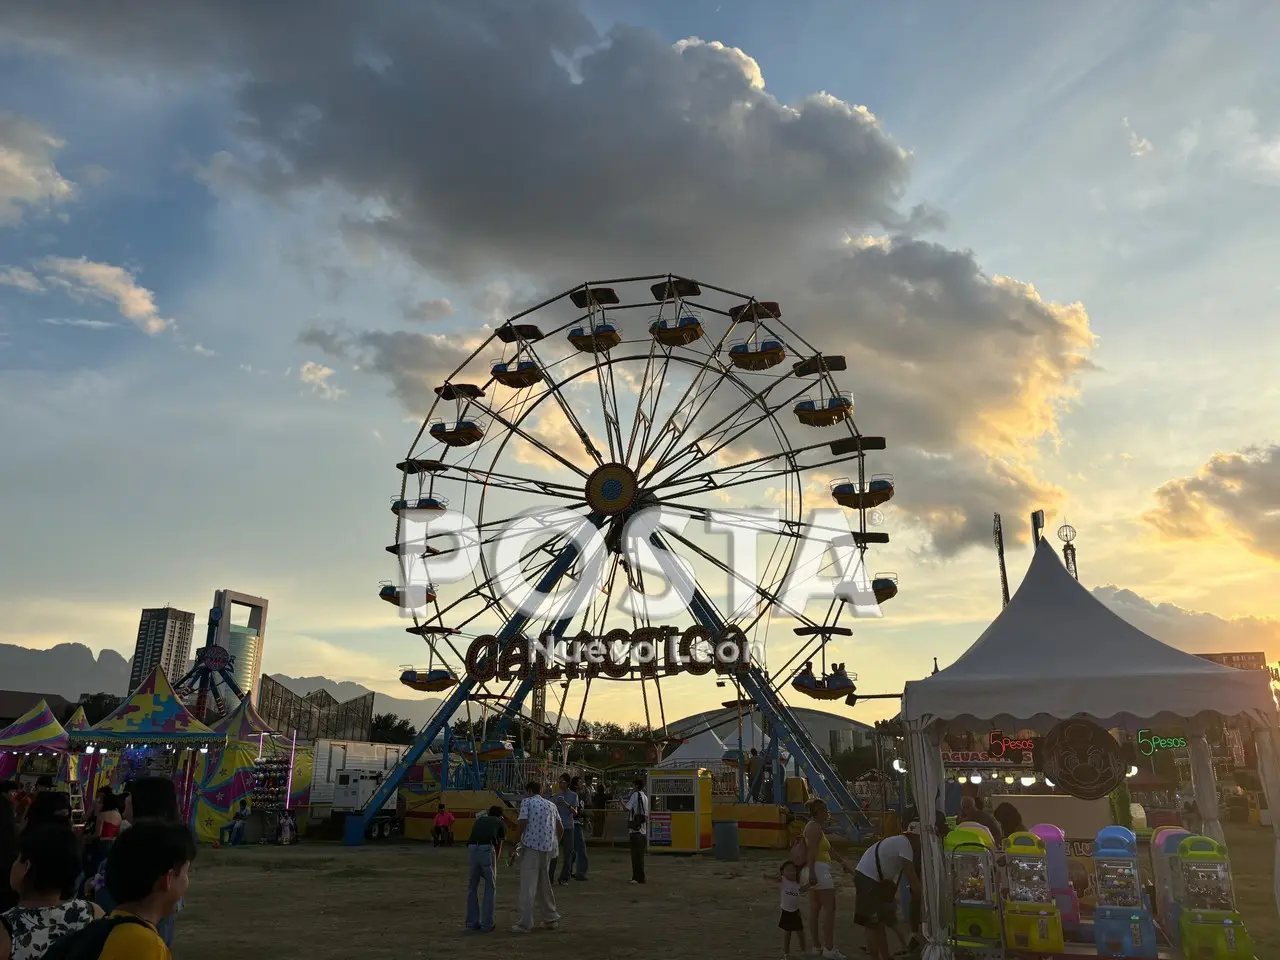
[586,462,639,516]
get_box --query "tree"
[371,712,418,744]
[78,693,123,725]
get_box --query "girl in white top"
[776,861,809,960]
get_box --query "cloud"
[0,1,1096,556]
[402,297,453,323]
[40,317,117,329]
[1144,444,1280,560]
[34,256,172,334]
[1095,585,1280,660]
[192,342,216,355]
[0,265,44,292]
[299,360,344,400]
[0,112,76,225]
[1209,108,1280,184]
[1122,117,1153,157]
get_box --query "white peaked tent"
[657,725,727,767]
[900,538,1280,960]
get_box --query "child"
[777,860,809,960]
[44,821,195,960]
[432,805,456,847]
[1,825,102,960]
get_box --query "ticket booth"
[647,768,713,854]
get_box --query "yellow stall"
[647,768,713,854]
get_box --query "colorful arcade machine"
[1177,836,1253,959]
[945,827,1001,945]
[1151,826,1190,945]
[1002,831,1066,954]
[1031,823,1081,934]
[1092,825,1157,957]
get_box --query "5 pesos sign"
[463,625,753,682]
[988,731,1036,763]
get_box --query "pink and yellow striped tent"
[0,699,69,753]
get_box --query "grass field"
[176,825,1277,960]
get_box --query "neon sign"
[1136,729,1187,756]
[988,731,1036,760]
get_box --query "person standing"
[0,788,18,914]
[625,778,649,884]
[568,776,589,881]
[552,775,577,885]
[512,782,561,934]
[801,798,856,959]
[958,795,1003,847]
[747,748,763,802]
[464,806,505,932]
[0,825,103,960]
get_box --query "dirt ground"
[175,825,1277,960]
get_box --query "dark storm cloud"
[1,0,1095,556]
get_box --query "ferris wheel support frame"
[343,517,603,845]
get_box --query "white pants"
[517,848,559,929]
[801,861,835,889]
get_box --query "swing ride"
[345,273,897,845]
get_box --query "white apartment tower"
[129,607,196,693]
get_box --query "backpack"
[41,914,153,960]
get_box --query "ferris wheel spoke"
[624,331,674,467]
[455,395,592,480]
[647,377,811,489]
[653,438,839,497]
[658,526,816,629]
[640,372,799,489]
[635,342,733,475]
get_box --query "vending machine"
[1151,826,1190,944]
[1002,831,1066,953]
[1177,836,1253,959]
[645,768,713,854]
[1030,823,1081,933]
[1092,826,1157,957]
[945,827,1001,945]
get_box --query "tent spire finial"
[931,657,939,675]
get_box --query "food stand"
[901,539,1279,960]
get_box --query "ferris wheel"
[350,274,896,844]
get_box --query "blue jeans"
[465,845,496,930]
[219,820,245,846]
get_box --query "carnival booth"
[901,539,1279,960]
[188,697,302,844]
[71,666,225,820]
[646,768,714,853]
[0,700,70,787]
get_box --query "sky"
[1,0,1279,727]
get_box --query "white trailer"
[309,739,408,807]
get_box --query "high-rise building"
[208,589,269,702]
[130,607,196,693]
[1195,651,1267,671]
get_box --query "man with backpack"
[852,822,921,960]
[42,821,195,960]
[625,778,648,884]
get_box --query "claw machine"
[1002,831,1065,953]
[1092,826,1157,957]
[945,827,1001,947]
[1151,827,1190,944]
[646,768,713,853]
[1031,823,1081,934]
[1177,836,1253,959]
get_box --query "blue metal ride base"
[344,515,605,845]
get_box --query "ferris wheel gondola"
[357,273,897,846]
